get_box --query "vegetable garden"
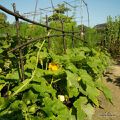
[0,2,119,120]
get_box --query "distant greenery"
[105,16,120,57]
[95,16,120,58]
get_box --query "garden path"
[93,62,120,120]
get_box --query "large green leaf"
[87,56,105,75]
[95,79,112,103]
[31,83,56,98]
[102,85,112,103]
[22,90,38,104]
[79,69,94,87]
[9,100,22,110]
[12,78,31,96]
[70,50,86,62]
[66,71,80,97]
[24,56,37,70]
[86,85,99,106]
[74,97,95,120]
[32,74,46,83]
[0,96,10,113]
[66,71,79,88]
[6,70,19,80]
[0,48,3,54]
[65,63,78,73]
[74,97,88,120]
[39,51,48,59]
[42,97,71,120]
[82,103,95,120]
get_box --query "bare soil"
[93,63,120,120]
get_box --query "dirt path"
[93,63,120,120]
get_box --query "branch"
[8,34,80,52]
[0,5,79,34]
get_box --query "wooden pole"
[12,3,24,81]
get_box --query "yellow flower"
[48,63,59,71]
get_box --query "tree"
[48,3,72,23]
[54,3,70,14]
[47,4,78,54]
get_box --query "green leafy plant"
[97,16,120,58]
[0,39,112,120]
[0,7,112,120]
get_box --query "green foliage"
[74,97,94,120]
[84,28,101,48]
[0,40,112,120]
[0,12,7,22]
[48,3,76,31]
[54,3,70,14]
[98,16,120,58]
[48,3,71,22]
[49,21,79,54]
[48,13,72,23]
[0,12,10,37]
[105,16,120,57]
[0,7,112,120]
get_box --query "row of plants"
[95,16,120,58]
[0,3,112,120]
[0,39,112,119]
[105,16,120,57]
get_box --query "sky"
[0,0,120,27]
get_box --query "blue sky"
[0,0,120,27]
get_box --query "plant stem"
[11,39,46,97]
